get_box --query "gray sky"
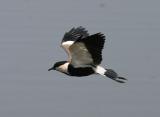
[0,0,160,117]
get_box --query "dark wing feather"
[62,26,89,43]
[76,33,105,65]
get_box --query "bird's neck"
[58,62,70,74]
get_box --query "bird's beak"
[48,67,55,71]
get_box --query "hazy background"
[0,0,160,117]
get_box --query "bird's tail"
[94,66,127,83]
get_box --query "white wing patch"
[69,42,93,67]
[62,41,74,46]
[61,41,74,61]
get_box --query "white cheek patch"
[57,62,69,73]
[94,66,106,76]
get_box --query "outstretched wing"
[69,33,105,67]
[62,26,89,43]
[61,26,89,61]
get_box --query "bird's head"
[48,61,68,73]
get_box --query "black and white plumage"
[48,26,127,83]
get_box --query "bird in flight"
[48,26,127,83]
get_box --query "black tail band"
[105,69,127,83]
